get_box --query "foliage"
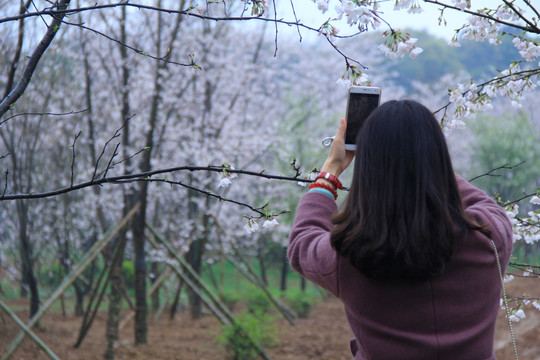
[282,289,319,318]
[220,289,241,312]
[468,112,540,204]
[246,289,272,315]
[122,260,135,289]
[216,311,278,360]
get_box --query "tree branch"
[0,164,312,201]
[468,161,525,183]
[421,0,540,33]
[0,0,72,118]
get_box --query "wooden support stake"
[146,225,271,360]
[118,266,172,330]
[227,251,297,325]
[0,300,60,360]
[1,203,140,360]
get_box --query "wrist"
[315,172,343,190]
[315,178,336,190]
[321,162,342,178]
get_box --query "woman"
[288,100,513,360]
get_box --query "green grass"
[1,256,326,319]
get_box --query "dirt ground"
[1,277,539,360]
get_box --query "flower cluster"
[508,308,526,323]
[243,216,279,235]
[318,20,339,41]
[217,161,238,188]
[297,170,318,187]
[336,64,370,87]
[393,0,422,14]
[513,37,540,62]
[445,61,537,127]
[334,0,381,31]
[505,199,540,245]
[378,31,423,60]
[250,0,268,16]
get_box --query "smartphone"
[344,86,382,150]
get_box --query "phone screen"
[346,92,380,145]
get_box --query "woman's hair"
[331,100,483,281]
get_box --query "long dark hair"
[331,100,483,281]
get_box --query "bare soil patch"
[1,277,539,359]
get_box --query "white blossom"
[218,177,232,188]
[531,196,540,205]
[316,0,328,13]
[244,219,259,235]
[262,218,279,229]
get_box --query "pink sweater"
[288,176,513,360]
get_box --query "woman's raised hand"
[321,118,356,178]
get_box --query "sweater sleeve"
[456,175,513,258]
[288,192,340,297]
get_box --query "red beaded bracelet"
[309,182,338,200]
[315,172,343,190]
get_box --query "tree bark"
[104,240,127,360]
[17,199,40,318]
[151,261,160,312]
[104,4,132,357]
[280,246,288,292]
[258,235,268,286]
[186,237,205,319]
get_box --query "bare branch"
[102,143,121,180]
[70,131,82,187]
[91,117,132,181]
[2,170,8,197]
[523,0,540,20]
[0,0,72,118]
[3,0,33,99]
[468,161,525,182]
[0,2,359,39]
[422,0,540,33]
[61,20,196,68]
[0,164,313,201]
[502,192,539,207]
[0,108,89,126]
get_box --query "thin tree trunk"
[17,199,39,318]
[169,279,182,320]
[280,246,288,292]
[104,240,126,360]
[151,261,160,312]
[258,235,268,286]
[186,238,205,319]
[104,4,132,357]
